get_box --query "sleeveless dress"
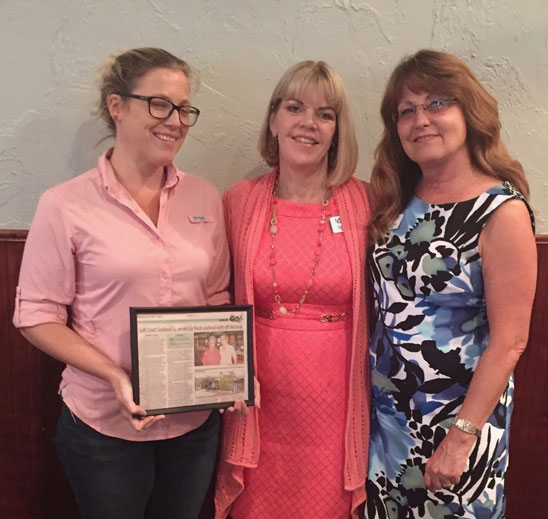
[366,182,534,519]
[230,197,353,519]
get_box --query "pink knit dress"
[229,197,353,519]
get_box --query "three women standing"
[14,44,536,519]
[215,61,373,519]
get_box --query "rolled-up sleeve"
[13,189,75,328]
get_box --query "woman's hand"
[109,368,165,431]
[424,427,476,492]
[220,399,250,415]
[219,377,261,416]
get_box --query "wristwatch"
[452,414,481,438]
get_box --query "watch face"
[453,415,481,437]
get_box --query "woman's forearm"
[21,322,127,385]
[455,338,526,431]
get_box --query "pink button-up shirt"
[13,151,230,441]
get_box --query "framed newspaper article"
[130,305,254,415]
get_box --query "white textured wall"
[2,0,547,231]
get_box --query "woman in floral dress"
[366,50,537,518]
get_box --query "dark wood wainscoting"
[506,234,548,519]
[0,231,78,518]
[1,230,547,518]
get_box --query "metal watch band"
[452,414,481,438]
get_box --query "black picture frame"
[130,305,254,415]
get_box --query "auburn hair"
[369,49,529,242]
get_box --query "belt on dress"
[255,303,350,323]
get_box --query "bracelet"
[452,414,481,438]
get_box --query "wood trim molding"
[0,229,28,241]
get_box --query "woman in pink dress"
[215,61,373,519]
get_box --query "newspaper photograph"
[130,305,254,414]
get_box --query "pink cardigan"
[215,171,372,518]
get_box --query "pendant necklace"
[269,180,330,317]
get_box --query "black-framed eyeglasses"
[116,93,200,127]
[392,98,457,123]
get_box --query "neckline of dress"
[273,196,337,217]
[412,182,504,206]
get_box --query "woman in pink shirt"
[13,47,230,519]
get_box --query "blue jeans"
[55,403,220,519]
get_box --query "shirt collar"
[98,149,181,199]
[164,161,181,188]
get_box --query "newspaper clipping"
[131,306,252,414]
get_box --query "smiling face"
[207,336,217,349]
[269,87,337,176]
[108,67,190,172]
[396,88,469,170]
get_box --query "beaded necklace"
[268,181,330,317]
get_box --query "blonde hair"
[96,47,192,134]
[369,49,530,242]
[258,60,358,186]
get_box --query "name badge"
[329,216,343,233]
[188,215,213,223]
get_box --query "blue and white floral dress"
[366,183,534,519]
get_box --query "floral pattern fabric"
[366,183,534,519]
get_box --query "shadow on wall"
[69,119,112,176]
[16,114,109,188]
[245,162,271,181]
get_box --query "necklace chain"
[269,181,330,317]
